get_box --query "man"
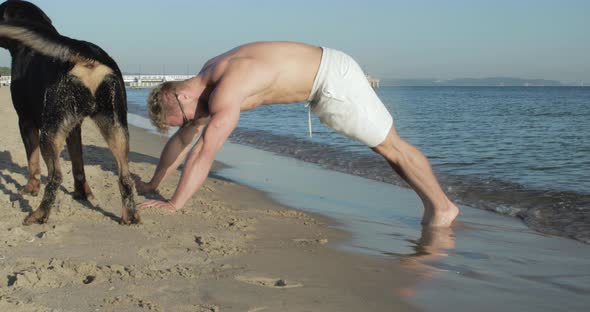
[135,41,459,227]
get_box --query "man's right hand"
[134,177,155,195]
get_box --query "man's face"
[163,91,186,127]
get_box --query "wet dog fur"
[0,0,139,224]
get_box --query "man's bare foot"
[421,201,459,227]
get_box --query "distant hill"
[0,67,10,76]
[381,77,565,87]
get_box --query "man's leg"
[372,127,459,226]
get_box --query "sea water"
[127,86,590,243]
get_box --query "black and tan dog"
[0,0,139,224]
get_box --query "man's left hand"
[138,199,179,212]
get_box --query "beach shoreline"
[3,86,590,311]
[0,88,417,311]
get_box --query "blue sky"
[1,0,588,82]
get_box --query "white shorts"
[307,47,393,147]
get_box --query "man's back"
[200,41,322,109]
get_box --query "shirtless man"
[135,41,459,227]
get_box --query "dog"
[0,0,140,224]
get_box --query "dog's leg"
[93,114,140,225]
[23,81,83,225]
[92,79,139,225]
[108,126,139,225]
[23,127,68,225]
[66,123,94,200]
[18,120,41,196]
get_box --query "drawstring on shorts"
[308,104,312,137]
[305,102,313,138]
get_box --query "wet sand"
[0,88,416,311]
[213,135,590,312]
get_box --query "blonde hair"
[147,81,179,134]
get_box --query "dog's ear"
[0,0,53,26]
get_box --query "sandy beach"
[3,85,590,312]
[0,88,418,311]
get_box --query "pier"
[366,74,380,88]
[0,75,193,88]
[124,75,193,88]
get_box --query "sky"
[1,0,589,82]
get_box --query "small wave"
[526,166,566,171]
[530,112,577,118]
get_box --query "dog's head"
[0,0,52,25]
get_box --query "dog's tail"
[0,20,101,64]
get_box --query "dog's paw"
[72,189,95,201]
[19,179,41,197]
[23,209,49,225]
[73,181,94,201]
[120,211,141,225]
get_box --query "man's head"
[147,81,190,133]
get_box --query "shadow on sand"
[0,144,169,223]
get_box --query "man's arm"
[160,76,243,210]
[140,62,253,211]
[135,122,206,194]
[167,101,240,209]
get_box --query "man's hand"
[138,199,179,212]
[134,177,155,195]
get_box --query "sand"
[0,88,416,311]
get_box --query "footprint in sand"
[236,275,303,289]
